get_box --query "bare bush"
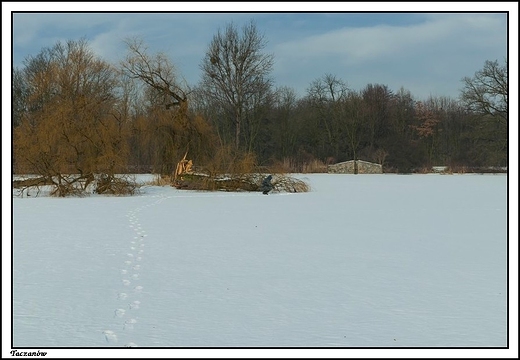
[94,174,141,195]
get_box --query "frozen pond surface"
[9,174,512,357]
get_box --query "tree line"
[13,21,508,190]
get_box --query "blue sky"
[5,3,515,101]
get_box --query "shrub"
[94,174,141,195]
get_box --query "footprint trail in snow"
[103,193,171,347]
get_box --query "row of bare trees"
[13,21,508,195]
[243,73,506,173]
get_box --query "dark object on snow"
[260,175,273,194]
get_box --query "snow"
[5,173,517,358]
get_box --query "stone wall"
[327,160,383,174]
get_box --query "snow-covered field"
[6,173,517,358]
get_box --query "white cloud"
[13,13,114,44]
[276,13,505,66]
[272,13,506,99]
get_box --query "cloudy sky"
[6,3,515,101]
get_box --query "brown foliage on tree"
[13,39,132,196]
[410,101,442,165]
[410,102,441,138]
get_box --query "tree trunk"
[235,112,241,149]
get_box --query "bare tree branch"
[461,59,508,124]
[122,38,187,109]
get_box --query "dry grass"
[269,157,328,173]
[146,174,172,186]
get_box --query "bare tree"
[271,86,299,159]
[12,67,28,128]
[307,74,349,160]
[341,91,365,173]
[460,59,507,167]
[200,20,274,149]
[121,38,217,175]
[361,83,392,153]
[121,38,189,174]
[461,59,508,124]
[122,38,188,110]
[308,74,349,104]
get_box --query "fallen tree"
[13,174,140,197]
[173,172,310,193]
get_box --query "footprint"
[117,292,128,300]
[129,300,140,310]
[122,279,131,286]
[114,308,126,318]
[123,318,137,330]
[102,330,118,343]
[134,285,143,293]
